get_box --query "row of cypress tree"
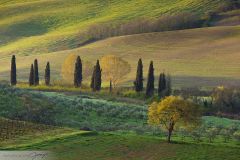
[73,56,102,91]
[11,55,171,97]
[29,59,50,86]
[10,55,102,91]
[134,59,171,98]
[10,55,50,86]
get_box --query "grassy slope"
[1,26,239,87]
[0,130,91,150]
[0,0,237,87]
[56,26,240,83]
[0,0,224,55]
[0,117,86,149]
[3,132,239,160]
[0,87,239,159]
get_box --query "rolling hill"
[0,25,239,87]
[0,0,239,88]
[0,0,227,55]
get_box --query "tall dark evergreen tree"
[10,55,17,86]
[158,72,167,98]
[134,58,143,92]
[90,66,96,91]
[29,64,34,86]
[146,61,154,97]
[45,62,50,86]
[109,79,112,93]
[34,59,39,85]
[74,56,82,87]
[94,60,102,91]
[165,74,172,96]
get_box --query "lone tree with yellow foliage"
[148,96,202,143]
[100,55,131,88]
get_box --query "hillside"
[0,86,239,159]
[0,0,239,87]
[0,25,239,87]
[3,133,240,160]
[0,0,228,56]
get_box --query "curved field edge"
[0,130,93,150]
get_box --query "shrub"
[212,87,240,114]
[233,131,240,142]
[220,128,232,142]
[205,127,219,143]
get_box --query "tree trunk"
[167,122,174,143]
[109,79,112,93]
[167,129,172,143]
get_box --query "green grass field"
[0,0,239,88]
[0,85,240,159]
[1,132,239,160]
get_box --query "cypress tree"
[165,74,172,96]
[109,79,112,93]
[90,66,96,91]
[94,60,101,91]
[45,62,50,86]
[134,58,143,92]
[158,72,167,98]
[34,59,39,85]
[146,61,154,97]
[29,64,34,86]
[74,56,82,87]
[10,55,17,86]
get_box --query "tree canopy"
[148,96,202,143]
[100,55,131,88]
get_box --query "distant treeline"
[84,13,203,43]
[10,55,172,99]
[79,0,240,46]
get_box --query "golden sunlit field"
[0,0,239,88]
[0,26,239,87]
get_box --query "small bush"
[233,131,240,142]
[220,128,232,142]
[205,127,220,143]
